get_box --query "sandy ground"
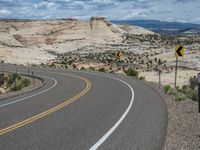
[154,49,200,70]
[140,70,199,87]
[0,46,55,65]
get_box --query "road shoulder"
[144,81,200,150]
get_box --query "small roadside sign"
[175,45,184,57]
[115,51,123,59]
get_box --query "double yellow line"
[0,74,91,136]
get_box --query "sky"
[0,0,199,24]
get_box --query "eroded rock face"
[90,17,112,29]
[0,32,23,47]
[0,17,159,65]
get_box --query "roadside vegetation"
[164,76,198,101]
[0,73,31,94]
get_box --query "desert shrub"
[11,84,22,91]
[158,59,163,65]
[21,78,30,88]
[61,61,67,65]
[175,95,186,101]
[10,78,30,92]
[7,73,19,85]
[182,85,188,89]
[186,88,198,101]
[168,89,177,96]
[80,67,86,70]
[99,68,106,72]
[164,85,172,94]
[89,67,95,71]
[0,73,4,86]
[178,84,198,101]
[189,76,197,90]
[125,68,139,78]
[139,76,145,80]
[17,75,21,80]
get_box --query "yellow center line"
[0,74,91,136]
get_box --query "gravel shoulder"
[144,81,200,150]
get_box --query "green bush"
[0,73,4,86]
[164,85,172,94]
[125,68,139,78]
[21,78,30,88]
[186,88,198,101]
[80,67,86,70]
[8,73,19,85]
[99,68,106,72]
[11,84,22,91]
[178,85,198,101]
[168,90,177,96]
[175,95,186,101]
[89,67,95,71]
[11,78,30,92]
[139,76,145,80]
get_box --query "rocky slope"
[0,17,156,65]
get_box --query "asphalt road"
[0,64,167,150]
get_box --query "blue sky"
[0,0,199,24]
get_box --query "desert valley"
[0,17,200,87]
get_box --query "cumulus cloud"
[0,0,199,24]
[0,9,11,14]
[34,2,56,9]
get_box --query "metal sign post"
[174,56,178,88]
[158,69,161,86]
[198,73,200,113]
[174,45,184,88]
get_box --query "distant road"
[0,64,167,150]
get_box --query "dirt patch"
[144,81,200,150]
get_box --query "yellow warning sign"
[115,51,123,59]
[175,45,184,57]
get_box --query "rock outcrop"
[0,17,158,64]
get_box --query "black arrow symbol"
[176,46,183,56]
[117,52,120,57]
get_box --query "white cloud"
[0,9,11,15]
[192,17,200,22]
[0,0,199,24]
[34,1,56,9]
[177,19,187,23]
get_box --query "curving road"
[0,64,167,150]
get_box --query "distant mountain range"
[112,20,200,36]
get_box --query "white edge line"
[0,75,57,108]
[76,71,135,150]
[1,69,135,149]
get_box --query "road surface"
[0,64,167,150]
